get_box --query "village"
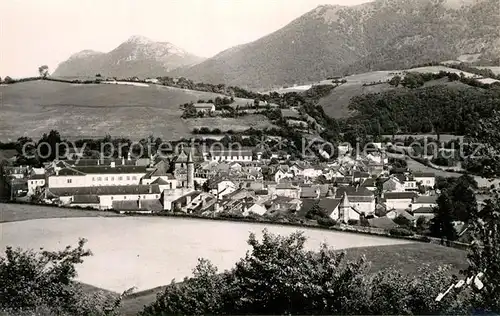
[1,140,461,234]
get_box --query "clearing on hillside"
[0,80,270,141]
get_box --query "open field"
[0,80,268,142]
[0,204,468,315]
[0,216,413,292]
[0,203,121,223]
[318,82,396,118]
[477,66,500,75]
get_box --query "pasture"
[0,80,271,142]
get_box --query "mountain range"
[54,0,500,89]
[53,35,205,78]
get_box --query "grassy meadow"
[0,80,272,142]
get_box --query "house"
[334,192,362,222]
[209,149,253,162]
[300,186,321,199]
[298,197,343,219]
[70,195,100,208]
[27,174,46,196]
[141,160,177,189]
[185,192,217,214]
[302,167,323,179]
[386,209,416,224]
[413,207,435,219]
[243,203,267,216]
[193,103,215,113]
[413,172,436,188]
[274,167,294,183]
[411,195,438,211]
[384,192,418,210]
[210,179,237,198]
[335,186,375,216]
[360,178,377,192]
[274,182,300,199]
[265,196,302,213]
[382,177,405,193]
[353,171,370,183]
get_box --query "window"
[67,179,72,184]
[124,196,127,199]
[97,177,102,181]
[111,197,114,200]
[143,195,146,199]
[118,176,123,181]
[104,177,108,181]
[126,176,130,180]
[132,176,137,180]
[155,195,159,198]
[92,177,95,181]
[111,177,114,181]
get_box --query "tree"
[461,197,500,313]
[37,129,64,163]
[430,192,458,241]
[3,76,14,84]
[393,214,413,229]
[389,75,402,87]
[38,65,49,78]
[0,239,129,315]
[305,202,327,219]
[96,73,102,77]
[141,230,462,315]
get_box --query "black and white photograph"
[1,0,499,314]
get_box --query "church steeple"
[339,192,350,223]
[186,149,194,189]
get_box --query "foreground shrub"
[317,217,337,227]
[389,227,414,237]
[0,238,129,316]
[141,230,466,315]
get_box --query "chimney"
[121,156,125,165]
[186,194,192,205]
[97,159,100,166]
[214,202,220,213]
[127,152,131,161]
[149,186,152,194]
[55,169,59,176]
[138,196,142,209]
[110,161,115,168]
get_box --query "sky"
[0,0,371,78]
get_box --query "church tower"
[187,150,194,189]
[339,192,350,223]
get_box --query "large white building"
[47,164,149,188]
[208,149,253,162]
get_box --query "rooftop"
[48,184,161,197]
[385,192,418,200]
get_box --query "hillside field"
[0,80,273,142]
[315,66,479,118]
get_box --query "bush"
[389,227,414,237]
[317,217,337,227]
[0,239,130,315]
[141,230,466,315]
[347,219,359,226]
